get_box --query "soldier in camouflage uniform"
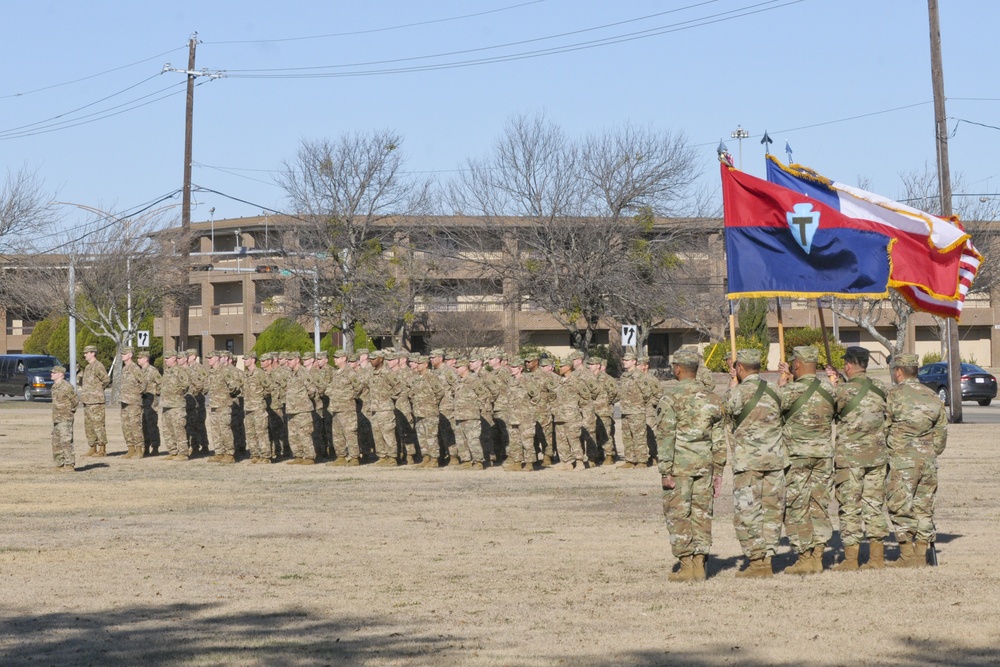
[391,351,418,464]
[450,359,489,469]
[269,352,292,458]
[659,349,725,582]
[429,349,457,464]
[884,353,948,568]
[777,346,837,575]
[80,345,110,457]
[50,365,78,471]
[119,347,148,459]
[618,352,656,468]
[136,351,162,455]
[552,357,587,470]
[314,351,334,459]
[589,356,619,465]
[366,351,401,466]
[498,358,535,471]
[185,350,210,455]
[828,346,890,570]
[411,355,446,467]
[284,352,318,465]
[159,351,192,460]
[242,352,272,463]
[205,351,243,463]
[637,357,662,461]
[325,350,364,466]
[567,351,601,464]
[724,348,786,578]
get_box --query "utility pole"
[163,33,224,352]
[928,0,962,422]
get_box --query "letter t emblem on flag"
[787,203,820,253]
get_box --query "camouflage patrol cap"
[891,353,919,369]
[243,351,258,360]
[622,352,637,362]
[396,349,410,358]
[349,352,360,362]
[302,351,314,360]
[429,348,445,358]
[136,350,150,360]
[287,351,301,360]
[370,350,385,359]
[736,349,761,365]
[792,346,819,364]
[83,345,98,354]
[206,350,219,358]
[258,352,272,362]
[455,357,470,367]
[163,350,177,359]
[540,356,555,367]
[277,351,289,360]
[51,365,66,374]
[637,356,649,364]
[316,350,328,360]
[565,350,583,361]
[383,350,397,360]
[487,347,502,359]
[412,354,427,364]
[672,349,701,366]
[444,349,457,360]
[522,351,540,362]
[509,356,524,367]
[120,346,134,355]
[185,349,198,357]
[333,349,348,358]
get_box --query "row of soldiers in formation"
[50,342,946,580]
[654,345,946,581]
[56,344,682,473]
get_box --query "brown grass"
[0,400,997,666]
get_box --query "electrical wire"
[204,0,550,44]
[0,46,185,100]
[226,1,802,79]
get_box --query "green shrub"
[253,318,314,354]
[782,327,846,368]
[921,352,943,366]
[703,335,770,372]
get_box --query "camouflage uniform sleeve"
[98,363,111,389]
[931,400,948,455]
[655,394,677,475]
[709,394,727,472]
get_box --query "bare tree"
[425,310,506,357]
[446,114,701,353]
[0,166,59,308]
[277,130,430,352]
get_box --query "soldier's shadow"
[706,554,742,577]
[75,463,109,471]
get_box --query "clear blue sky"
[3,0,997,237]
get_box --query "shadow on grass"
[75,462,110,472]
[0,602,456,665]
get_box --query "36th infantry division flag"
[722,163,892,299]
[765,156,980,319]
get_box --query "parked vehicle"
[0,354,61,401]
[917,362,998,406]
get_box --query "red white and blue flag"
[765,156,980,318]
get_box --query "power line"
[204,0,549,44]
[0,46,186,100]
[226,1,802,79]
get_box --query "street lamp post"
[731,125,750,169]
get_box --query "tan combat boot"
[784,550,816,575]
[122,446,135,459]
[735,557,772,579]
[503,459,522,471]
[344,457,360,467]
[618,461,635,469]
[811,546,826,573]
[298,458,315,465]
[218,455,236,464]
[887,541,914,568]
[327,458,347,467]
[94,446,106,457]
[910,541,930,568]
[692,554,707,582]
[171,455,189,462]
[831,544,860,571]
[861,541,885,570]
[541,455,553,467]
[207,454,224,462]
[417,457,438,468]
[469,461,485,470]
[84,446,97,457]
[375,457,397,467]
[285,458,302,465]
[668,556,695,583]
[572,460,587,471]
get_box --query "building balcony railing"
[169,306,204,317]
[6,326,34,336]
[414,300,505,313]
[211,304,244,316]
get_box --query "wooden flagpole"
[816,298,834,367]
[729,300,738,366]
[776,297,786,365]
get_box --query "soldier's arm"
[99,364,111,388]
[655,396,677,478]
[931,401,948,456]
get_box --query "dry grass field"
[1,399,998,666]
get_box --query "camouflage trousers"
[267,406,287,456]
[733,469,785,560]
[414,414,440,460]
[534,418,554,459]
[395,409,417,458]
[454,419,483,463]
[580,411,598,461]
[835,464,889,546]
[370,410,398,460]
[287,411,315,461]
[209,407,235,456]
[887,456,938,544]
[479,416,495,461]
[438,413,456,460]
[142,396,160,448]
[83,403,107,448]
[332,410,360,461]
[620,413,648,464]
[784,457,835,553]
[663,474,715,558]
[596,414,615,458]
[186,395,209,450]
[52,420,75,467]
[554,420,583,463]
[244,408,269,460]
[161,407,188,457]
[120,403,143,450]
[506,421,535,464]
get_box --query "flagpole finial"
[718,140,734,168]
[761,130,773,155]
[785,141,794,164]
